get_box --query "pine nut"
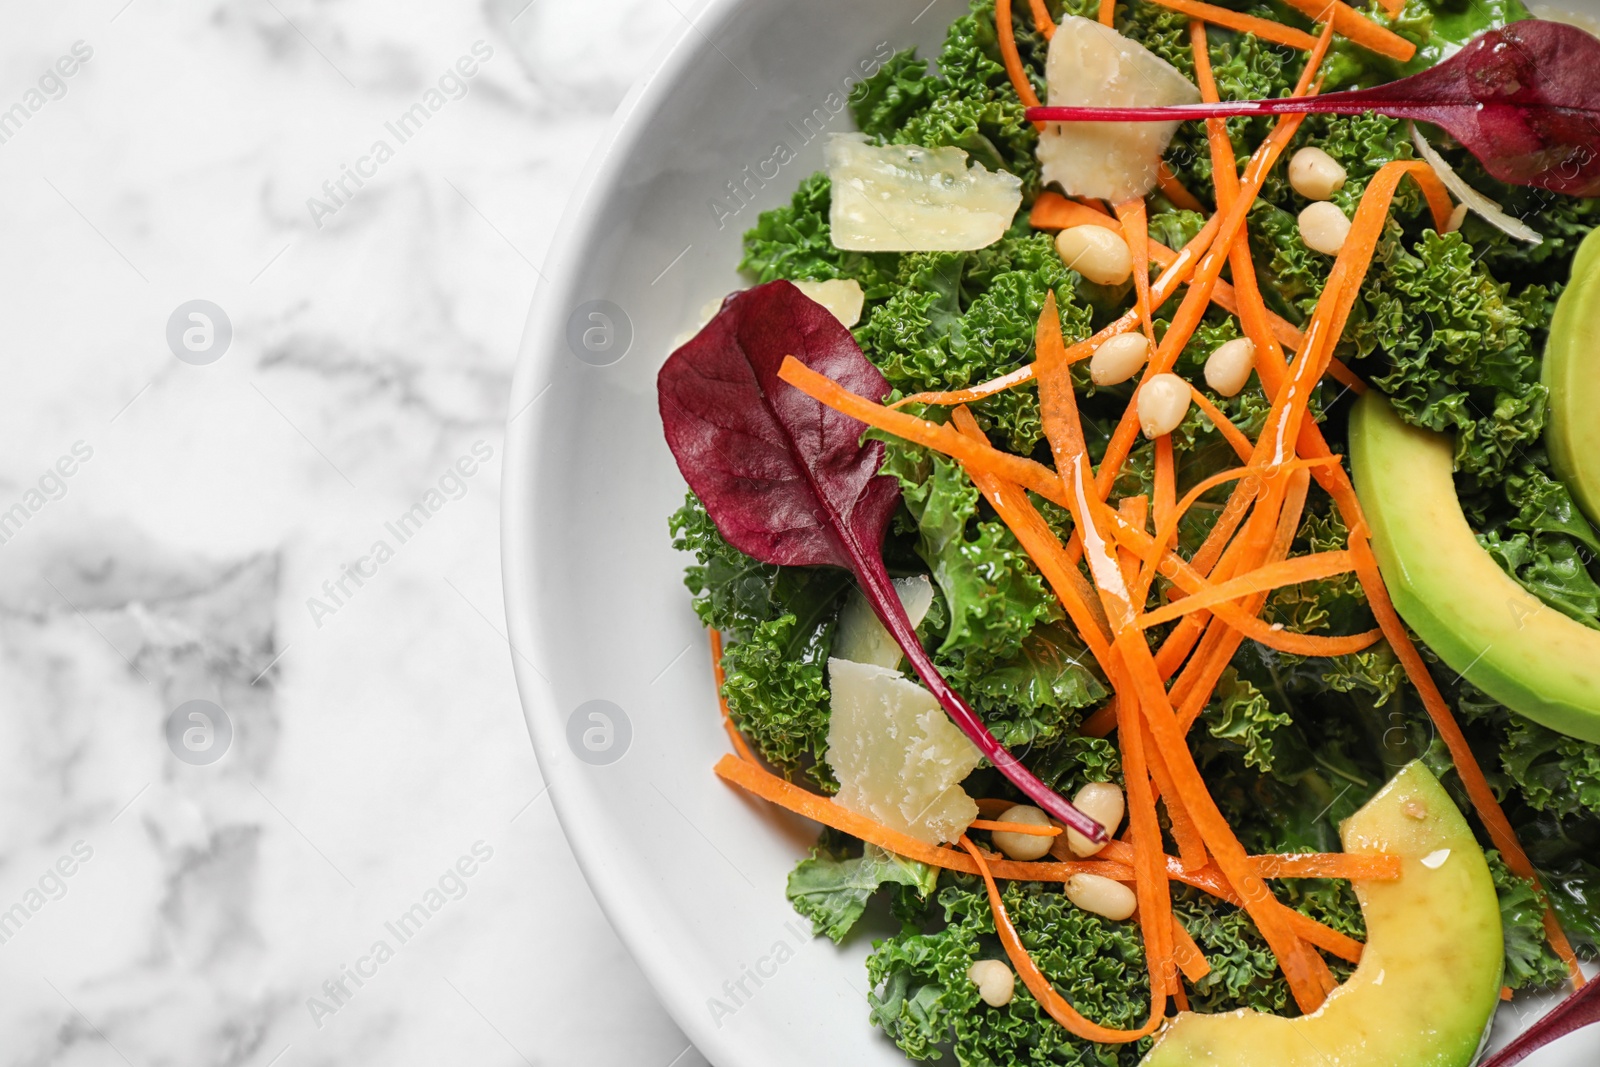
[1446,202,1469,234]
[1203,337,1257,398]
[1066,872,1138,921]
[1288,146,1348,201]
[1089,333,1151,386]
[1136,373,1191,438]
[968,959,1016,1007]
[1055,225,1134,286]
[1298,201,1352,255]
[991,804,1055,861]
[1064,782,1126,857]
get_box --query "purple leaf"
[658,280,1106,843]
[1482,977,1600,1067]
[1026,20,1600,197]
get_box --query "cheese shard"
[825,657,983,845]
[826,133,1023,252]
[1037,16,1200,203]
[833,574,935,669]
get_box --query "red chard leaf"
[1481,975,1599,1067]
[1026,20,1600,197]
[658,280,1107,843]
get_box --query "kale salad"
[656,0,1600,1063]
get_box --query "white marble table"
[0,1,709,1064]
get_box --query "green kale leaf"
[739,172,900,300]
[1490,851,1573,991]
[788,841,938,943]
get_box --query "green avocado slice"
[1545,226,1600,528]
[1141,762,1502,1067]
[1349,392,1600,743]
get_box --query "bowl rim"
[499,1,746,1063]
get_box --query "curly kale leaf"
[866,0,1046,189]
[1497,717,1600,821]
[721,614,838,788]
[1490,851,1573,991]
[867,879,1153,1065]
[1479,531,1600,629]
[739,172,900,299]
[962,622,1109,747]
[858,228,1093,452]
[879,441,1059,668]
[1203,668,1293,773]
[1356,230,1552,483]
[788,841,938,943]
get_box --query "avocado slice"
[1350,392,1600,743]
[1141,762,1501,1067]
[1544,226,1600,527]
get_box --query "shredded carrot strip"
[1110,695,1179,995]
[710,629,758,763]
[1151,0,1319,49]
[1171,919,1211,983]
[785,357,1374,661]
[714,754,1126,882]
[996,0,1043,114]
[1280,0,1417,61]
[972,818,1063,837]
[1139,550,1356,628]
[1035,302,1328,1010]
[1376,0,1406,16]
[1253,852,1401,880]
[962,837,1167,1041]
[1156,162,1206,213]
[1116,497,1149,591]
[1188,386,1256,462]
[1115,197,1157,345]
[1094,30,1334,499]
[1153,435,1176,551]
[1144,716,1209,872]
[1098,0,1117,26]
[1027,0,1056,36]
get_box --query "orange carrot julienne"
[1156,162,1206,213]
[784,356,1372,660]
[1115,196,1157,346]
[1153,434,1176,548]
[714,754,1128,883]
[1027,0,1056,36]
[1187,386,1256,462]
[1138,550,1357,628]
[961,837,1168,1042]
[1280,0,1416,61]
[1144,715,1209,872]
[1093,37,1333,499]
[1152,0,1319,49]
[1098,0,1117,26]
[1171,919,1212,983]
[996,0,1044,115]
[971,818,1063,837]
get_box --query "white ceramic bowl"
[502,3,1599,1064]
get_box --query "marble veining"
[0,1,711,1064]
